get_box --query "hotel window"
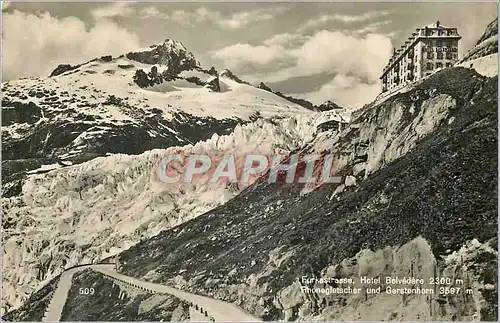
[427,52,434,59]
[436,40,442,47]
[446,52,453,59]
[426,62,433,70]
[436,62,443,69]
[437,52,444,59]
[446,63,452,68]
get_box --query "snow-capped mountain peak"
[125,38,200,72]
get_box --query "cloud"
[299,11,390,32]
[214,30,392,82]
[290,74,382,109]
[91,2,135,20]
[3,10,141,80]
[262,32,310,47]
[352,20,392,35]
[213,29,392,108]
[165,7,221,27]
[138,6,286,30]
[217,8,287,30]
[291,30,392,81]
[139,6,168,19]
[212,43,287,69]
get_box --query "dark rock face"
[184,76,205,86]
[274,91,316,110]
[60,270,189,321]
[207,66,218,76]
[1,100,43,126]
[49,64,78,77]
[99,55,113,62]
[257,83,343,112]
[118,68,497,320]
[258,82,273,92]
[205,76,221,92]
[316,100,342,111]
[126,39,199,74]
[133,66,186,88]
[133,69,152,88]
[117,64,135,69]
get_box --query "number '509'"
[79,287,95,295]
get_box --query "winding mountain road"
[42,265,114,322]
[42,264,261,322]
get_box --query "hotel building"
[380,21,461,93]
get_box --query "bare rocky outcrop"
[49,64,79,77]
[207,66,218,76]
[316,100,343,111]
[219,69,250,85]
[205,76,221,92]
[257,82,273,92]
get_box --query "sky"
[2,1,497,108]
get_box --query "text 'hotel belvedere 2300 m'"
[380,21,461,93]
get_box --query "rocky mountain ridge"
[257,81,344,112]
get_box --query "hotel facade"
[380,21,461,93]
